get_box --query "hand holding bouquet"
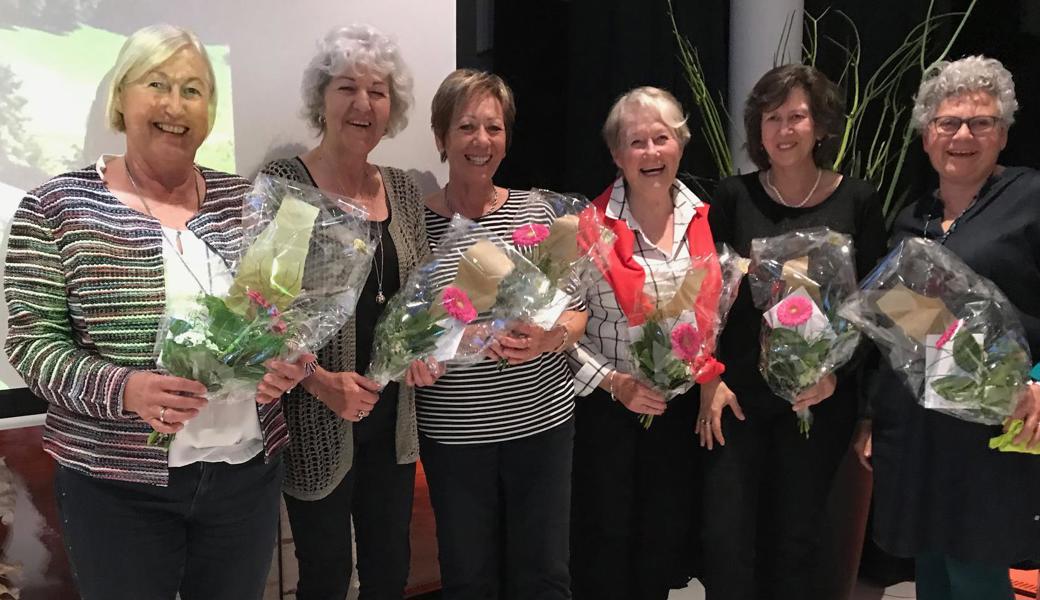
[627,246,745,428]
[152,175,376,445]
[749,227,861,435]
[839,237,1032,448]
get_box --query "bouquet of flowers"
[749,227,861,436]
[504,189,615,327]
[627,245,745,428]
[839,237,1032,446]
[485,189,616,370]
[367,215,520,385]
[152,175,376,445]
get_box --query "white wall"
[0,0,457,391]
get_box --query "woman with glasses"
[854,55,1040,600]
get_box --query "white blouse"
[162,225,264,467]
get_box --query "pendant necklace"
[766,168,822,208]
[125,162,211,294]
[326,155,386,304]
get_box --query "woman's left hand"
[256,353,316,404]
[791,374,837,413]
[405,358,445,388]
[1008,382,1040,449]
[490,322,559,365]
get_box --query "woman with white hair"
[259,24,437,600]
[568,86,720,599]
[854,55,1040,600]
[4,24,310,599]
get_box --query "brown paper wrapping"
[660,267,708,318]
[876,283,956,344]
[447,239,515,313]
[540,214,581,264]
[781,256,821,303]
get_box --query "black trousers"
[419,419,574,600]
[55,453,283,600]
[283,430,416,600]
[699,393,855,600]
[570,388,699,600]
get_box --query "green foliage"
[158,294,289,393]
[930,329,1030,421]
[762,327,831,396]
[666,0,977,223]
[369,302,447,384]
[631,318,689,393]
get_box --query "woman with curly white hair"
[854,55,1040,600]
[260,24,439,600]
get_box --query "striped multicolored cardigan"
[3,164,289,486]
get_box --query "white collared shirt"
[567,177,705,395]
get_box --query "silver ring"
[159,406,168,424]
[357,410,368,419]
[698,418,708,424]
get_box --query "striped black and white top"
[416,189,577,444]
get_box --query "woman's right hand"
[697,376,744,450]
[303,366,381,422]
[610,372,667,417]
[123,371,208,436]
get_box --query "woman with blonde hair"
[4,24,309,599]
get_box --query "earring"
[318,114,326,126]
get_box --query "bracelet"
[608,371,618,401]
[550,324,569,353]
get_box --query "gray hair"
[105,24,217,133]
[912,55,1018,132]
[300,24,414,137]
[602,86,691,155]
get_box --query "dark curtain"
[490,0,730,199]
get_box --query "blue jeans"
[55,453,283,600]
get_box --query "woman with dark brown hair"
[699,64,887,599]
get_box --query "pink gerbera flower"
[512,223,550,247]
[935,319,961,350]
[247,289,271,308]
[442,286,477,323]
[776,295,814,327]
[671,322,703,362]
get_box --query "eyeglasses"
[929,115,1003,136]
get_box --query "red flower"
[671,322,703,362]
[247,290,271,308]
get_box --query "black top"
[708,172,888,415]
[352,212,402,441]
[871,166,1040,564]
[290,158,402,442]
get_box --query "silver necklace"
[444,181,499,217]
[373,219,386,304]
[125,162,211,294]
[766,168,822,208]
